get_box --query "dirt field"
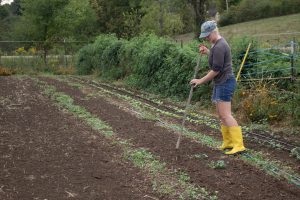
[0,77,161,200]
[1,76,299,200]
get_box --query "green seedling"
[290,147,300,161]
[208,160,226,169]
[193,154,209,160]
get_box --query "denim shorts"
[212,76,236,103]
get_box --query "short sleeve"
[212,46,225,72]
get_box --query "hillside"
[174,13,300,44]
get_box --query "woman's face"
[205,34,212,42]
[205,32,216,43]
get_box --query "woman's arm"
[190,70,219,87]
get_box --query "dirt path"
[0,77,161,200]
[41,76,300,200]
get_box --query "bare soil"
[0,76,162,200]
[40,76,300,200]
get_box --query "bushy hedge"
[75,34,211,100]
[75,34,257,100]
[75,34,300,126]
[219,0,300,26]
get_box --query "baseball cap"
[199,21,217,38]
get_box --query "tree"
[188,0,207,37]
[15,0,69,66]
[139,0,184,36]
[0,4,8,19]
[55,0,99,41]
[0,3,11,42]
[90,0,135,37]
[13,0,98,65]
[10,0,21,15]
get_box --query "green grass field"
[221,13,300,43]
[175,13,300,44]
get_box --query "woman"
[190,20,245,155]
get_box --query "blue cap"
[199,21,217,38]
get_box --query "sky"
[1,0,13,5]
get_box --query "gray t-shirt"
[208,38,233,85]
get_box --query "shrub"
[75,44,95,75]
[75,34,127,79]
[219,0,300,26]
[75,34,212,100]
[0,67,16,76]
[75,33,300,127]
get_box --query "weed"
[193,154,209,160]
[208,160,226,169]
[38,80,113,137]
[0,67,16,76]
[290,147,300,161]
[178,171,191,183]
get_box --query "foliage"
[219,0,300,26]
[235,83,285,123]
[229,36,258,75]
[90,0,139,38]
[76,34,212,100]
[234,82,300,126]
[76,34,126,78]
[90,0,202,37]
[55,0,99,41]
[187,0,207,35]
[139,0,185,36]
[208,160,226,169]
[290,147,300,161]
[0,67,16,76]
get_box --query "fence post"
[64,39,67,68]
[290,38,296,82]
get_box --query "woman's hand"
[190,79,202,87]
[199,44,209,55]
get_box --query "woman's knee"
[219,113,232,122]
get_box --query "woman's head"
[199,21,220,43]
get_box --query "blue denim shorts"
[212,76,236,103]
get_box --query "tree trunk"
[189,0,207,37]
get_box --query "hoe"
[176,54,201,149]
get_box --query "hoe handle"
[176,55,201,149]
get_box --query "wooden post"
[64,39,67,68]
[290,38,295,82]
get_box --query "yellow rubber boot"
[219,125,233,150]
[225,126,246,155]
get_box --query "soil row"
[40,76,300,200]
[0,77,162,200]
[75,77,299,171]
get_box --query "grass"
[174,13,300,45]
[208,160,226,170]
[220,13,300,43]
[34,78,217,200]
